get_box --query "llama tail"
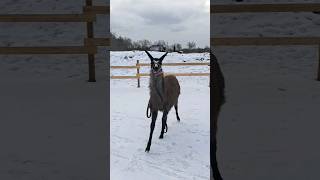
[146,101,151,118]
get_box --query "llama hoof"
[145,146,150,152]
[159,134,164,139]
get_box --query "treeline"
[110,32,210,53]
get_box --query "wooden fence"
[0,0,110,82]
[211,3,320,81]
[111,60,210,87]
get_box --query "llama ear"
[145,51,153,61]
[159,52,168,62]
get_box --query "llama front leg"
[145,111,158,152]
[159,109,168,139]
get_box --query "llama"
[145,51,181,152]
[210,51,225,180]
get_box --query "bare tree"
[172,43,182,52]
[137,39,151,50]
[175,43,182,51]
[132,41,141,50]
[111,32,210,52]
[154,40,166,46]
[187,41,196,49]
[111,32,133,50]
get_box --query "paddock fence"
[111,60,210,87]
[210,3,320,81]
[0,0,110,82]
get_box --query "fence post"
[318,44,320,81]
[137,60,140,88]
[86,0,96,82]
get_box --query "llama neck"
[150,69,164,84]
[150,70,164,101]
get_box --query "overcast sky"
[111,0,210,48]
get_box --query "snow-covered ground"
[211,1,320,179]
[110,51,211,180]
[214,46,320,180]
[0,1,109,178]
[0,54,108,180]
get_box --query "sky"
[111,0,210,48]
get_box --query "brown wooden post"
[86,0,96,82]
[137,60,140,88]
[318,44,320,81]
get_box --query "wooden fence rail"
[111,60,210,87]
[0,1,110,82]
[0,46,96,54]
[211,3,320,13]
[211,3,320,81]
[211,37,320,46]
[0,14,95,22]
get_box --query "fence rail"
[211,3,320,13]
[84,38,110,46]
[211,37,320,46]
[0,46,97,54]
[83,6,110,14]
[0,14,95,22]
[138,62,209,66]
[0,1,110,82]
[111,60,210,87]
[211,3,320,81]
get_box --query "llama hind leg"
[211,135,223,180]
[145,111,158,152]
[159,110,168,139]
[174,103,180,121]
[211,114,223,180]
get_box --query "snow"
[0,54,108,180]
[211,1,320,179]
[0,1,109,179]
[214,46,320,180]
[110,51,211,180]
[1,0,319,179]
[0,0,109,47]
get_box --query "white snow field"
[214,46,320,180]
[211,1,320,179]
[0,0,109,178]
[0,54,108,180]
[110,51,211,180]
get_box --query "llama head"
[145,51,168,73]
